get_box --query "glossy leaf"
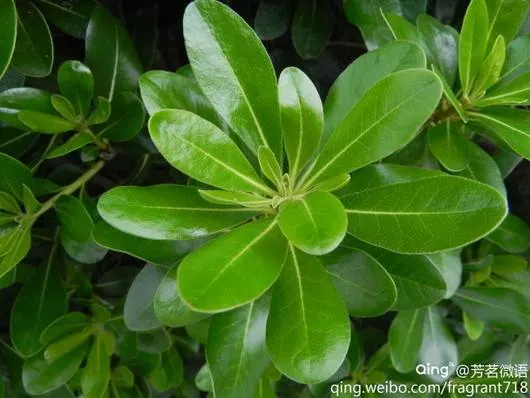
[388,310,425,373]
[207,296,270,398]
[0,127,36,158]
[18,110,77,134]
[149,110,272,195]
[0,192,19,214]
[98,93,144,142]
[292,0,334,59]
[278,191,347,255]
[0,0,16,80]
[98,185,257,240]
[486,214,530,253]
[258,146,283,189]
[254,0,292,40]
[86,97,110,125]
[44,329,93,363]
[85,5,142,100]
[0,88,55,129]
[199,190,272,208]
[58,60,94,117]
[154,264,207,327]
[149,349,183,391]
[323,247,397,317]
[10,261,67,357]
[313,174,350,193]
[342,236,446,309]
[124,264,163,332]
[471,35,505,97]
[428,121,470,172]
[22,341,89,395]
[428,250,462,299]
[51,95,77,121]
[469,107,530,160]
[36,0,94,39]
[54,195,94,242]
[266,247,350,384]
[418,306,458,382]
[456,142,506,196]
[459,0,489,96]
[278,67,322,179]
[305,70,442,186]
[0,154,33,201]
[11,2,54,77]
[46,132,93,159]
[484,0,530,48]
[0,224,31,279]
[40,312,91,346]
[183,0,282,158]
[81,336,110,398]
[452,286,530,333]
[178,219,288,312]
[323,41,426,138]
[341,164,507,253]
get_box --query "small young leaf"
[86,97,111,125]
[278,191,347,255]
[81,336,110,398]
[199,190,272,208]
[40,312,92,345]
[0,224,31,278]
[44,329,93,363]
[0,192,19,214]
[258,146,283,189]
[58,60,94,117]
[267,247,350,384]
[254,0,292,40]
[471,35,506,97]
[98,92,145,142]
[459,0,489,96]
[46,132,93,159]
[149,110,273,195]
[463,311,485,341]
[291,0,334,59]
[51,95,77,121]
[22,185,39,214]
[178,219,288,312]
[149,349,183,392]
[313,174,350,193]
[428,120,470,172]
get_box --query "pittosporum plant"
[98,0,509,388]
[0,0,529,397]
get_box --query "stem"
[32,160,106,219]
[82,127,110,151]
[32,135,58,173]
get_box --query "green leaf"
[417,14,459,86]
[0,223,31,278]
[452,286,530,333]
[484,0,530,48]
[18,110,77,134]
[456,141,506,196]
[0,87,55,129]
[138,70,223,127]
[254,0,292,40]
[0,0,16,80]
[46,132,93,159]
[85,5,142,100]
[60,232,107,265]
[0,192,19,214]
[178,219,288,312]
[93,221,199,267]
[86,97,111,125]
[491,254,527,275]
[342,236,446,309]
[267,247,350,384]
[44,328,93,363]
[291,0,334,59]
[278,67,322,179]
[480,34,530,106]
[183,0,282,158]
[97,92,144,142]
[0,127,36,158]
[383,13,420,43]
[124,264,163,332]
[486,214,530,253]
[323,41,426,138]
[149,110,272,195]
[471,35,506,97]
[313,174,350,193]
[154,263,208,327]
[98,185,258,240]
[10,260,68,357]
[278,191,347,255]
[427,250,462,299]
[0,223,18,256]
[469,107,530,161]
[22,184,39,214]
[81,336,110,398]
[428,121,470,172]
[388,310,425,373]
[340,164,507,253]
[258,146,283,189]
[304,70,442,187]
[463,311,485,341]
[40,312,91,346]
[149,349,183,392]
[418,306,458,382]
[22,341,89,395]
[207,296,270,398]
[431,64,468,122]
[36,0,94,39]
[58,60,94,117]
[11,2,53,77]
[199,190,272,208]
[51,95,77,121]
[323,247,397,317]
[459,0,489,96]
[54,195,94,242]
[112,366,134,388]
